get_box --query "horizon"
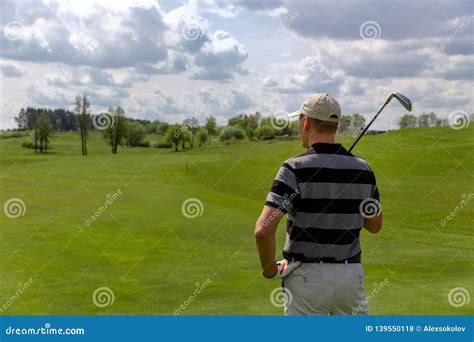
[1,0,473,131]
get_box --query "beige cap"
[289,93,341,123]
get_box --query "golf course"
[1,125,473,315]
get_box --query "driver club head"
[391,92,412,112]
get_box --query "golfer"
[255,93,382,315]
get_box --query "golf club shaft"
[348,98,391,152]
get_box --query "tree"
[103,106,127,154]
[219,126,246,142]
[182,129,192,149]
[351,113,366,130]
[183,118,199,147]
[196,128,208,147]
[165,124,183,152]
[399,114,417,129]
[37,112,53,153]
[255,125,275,140]
[337,115,351,133]
[125,121,147,147]
[204,116,217,145]
[428,112,438,127]
[75,94,91,156]
[418,113,431,127]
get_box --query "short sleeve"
[369,170,380,203]
[264,164,300,213]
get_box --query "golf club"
[348,92,412,152]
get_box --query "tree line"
[11,94,470,154]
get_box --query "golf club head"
[391,92,412,112]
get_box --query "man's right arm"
[363,167,382,234]
[363,212,382,234]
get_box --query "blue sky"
[1,0,473,130]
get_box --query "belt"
[283,251,361,264]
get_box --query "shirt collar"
[309,142,347,154]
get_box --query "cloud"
[192,30,248,81]
[263,55,344,94]
[0,62,23,78]
[283,0,472,41]
[0,1,249,82]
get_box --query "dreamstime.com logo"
[84,189,122,227]
[263,191,299,227]
[174,279,212,315]
[4,21,23,41]
[270,287,292,308]
[4,323,85,336]
[270,113,291,131]
[440,193,473,227]
[359,20,381,40]
[359,198,381,218]
[262,11,300,49]
[440,15,474,50]
[3,198,26,218]
[0,278,34,312]
[92,287,115,308]
[448,287,470,308]
[92,113,114,130]
[181,21,204,41]
[448,110,470,130]
[181,198,204,218]
[352,278,389,315]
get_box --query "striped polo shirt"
[265,142,380,262]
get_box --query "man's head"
[289,93,341,148]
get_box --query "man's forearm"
[255,224,277,277]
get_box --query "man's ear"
[303,117,311,131]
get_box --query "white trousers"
[283,262,368,315]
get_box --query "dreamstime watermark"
[181,198,204,218]
[174,278,212,315]
[352,278,389,315]
[440,15,474,50]
[448,110,470,130]
[92,287,115,308]
[4,21,23,41]
[92,113,114,130]
[84,189,122,227]
[0,278,34,312]
[174,117,198,139]
[359,20,382,40]
[448,287,470,307]
[262,191,299,227]
[440,193,473,227]
[262,12,300,49]
[270,113,291,131]
[4,198,26,218]
[5,323,85,336]
[359,198,381,218]
[181,21,204,41]
[270,287,292,308]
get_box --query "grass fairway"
[0,126,473,315]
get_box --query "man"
[255,93,382,315]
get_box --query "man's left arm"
[255,205,285,278]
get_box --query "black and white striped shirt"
[265,142,380,262]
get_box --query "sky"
[0,0,473,130]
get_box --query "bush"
[219,126,246,142]
[21,140,35,149]
[1,131,29,139]
[155,142,172,148]
[255,125,275,140]
[196,128,208,147]
[135,140,150,147]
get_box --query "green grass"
[0,127,473,315]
